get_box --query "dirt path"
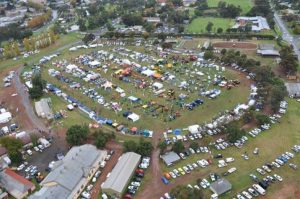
[91,141,123,199]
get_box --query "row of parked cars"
[164,133,203,145]
[81,150,114,199]
[124,157,150,199]
[235,146,299,199]
[163,158,211,183]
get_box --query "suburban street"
[274,12,300,60]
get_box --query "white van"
[252,184,266,195]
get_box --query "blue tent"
[173,129,181,135]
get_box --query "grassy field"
[0,32,81,72]
[160,99,300,198]
[186,17,233,33]
[40,44,250,133]
[207,0,253,14]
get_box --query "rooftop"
[102,152,141,194]
[210,178,232,196]
[161,151,180,166]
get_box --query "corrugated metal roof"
[29,144,107,199]
[102,152,141,194]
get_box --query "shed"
[210,178,232,196]
[161,151,181,166]
[101,152,141,198]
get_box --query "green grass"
[160,99,300,198]
[186,17,233,33]
[207,0,253,14]
[0,32,81,72]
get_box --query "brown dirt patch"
[213,42,257,49]
[263,183,300,199]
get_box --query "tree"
[279,46,298,75]
[157,33,167,41]
[206,22,214,32]
[255,114,271,125]
[224,122,245,143]
[158,141,167,154]
[30,134,39,146]
[29,73,45,99]
[217,27,223,34]
[170,184,204,199]
[204,50,214,60]
[136,138,153,156]
[123,140,138,152]
[0,137,23,164]
[78,19,87,31]
[189,141,199,150]
[23,38,31,52]
[242,111,254,124]
[66,125,89,145]
[82,33,95,44]
[94,130,115,149]
[142,32,150,40]
[172,141,185,154]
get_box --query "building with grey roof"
[34,98,54,120]
[232,16,270,32]
[257,44,280,56]
[210,178,232,196]
[161,151,181,166]
[101,152,141,198]
[285,83,300,97]
[29,144,107,199]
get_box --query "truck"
[252,184,266,195]
[39,138,51,148]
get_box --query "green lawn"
[207,0,253,14]
[0,32,81,72]
[186,17,233,33]
[160,99,300,198]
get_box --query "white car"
[274,174,283,182]
[256,168,265,175]
[17,164,25,171]
[131,181,141,187]
[242,191,253,199]
[169,171,176,179]
[26,150,33,156]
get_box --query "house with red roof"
[0,168,35,199]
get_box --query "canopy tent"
[141,69,155,77]
[153,82,163,90]
[127,113,140,122]
[188,125,200,134]
[102,81,113,90]
[128,96,140,103]
[89,60,100,67]
[0,112,12,124]
[173,129,181,135]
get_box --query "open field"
[186,17,233,33]
[158,99,300,198]
[207,0,253,14]
[213,42,257,49]
[0,32,81,72]
[38,43,250,134]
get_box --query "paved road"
[274,12,300,61]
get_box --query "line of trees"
[279,46,298,75]
[123,138,153,156]
[27,10,52,29]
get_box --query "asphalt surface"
[274,12,300,61]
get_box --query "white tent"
[141,69,155,77]
[128,113,140,122]
[153,82,163,90]
[122,59,131,65]
[89,60,100,67]
[188,125,200,134]
[0,112,12,124]
[66,64,78,73]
